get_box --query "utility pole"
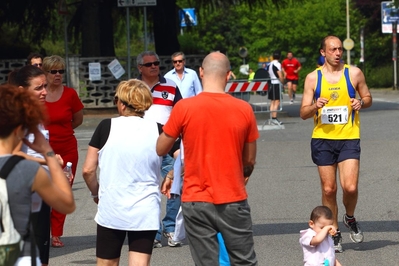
[343,0,354,65]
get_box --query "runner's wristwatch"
[359,98,364,106]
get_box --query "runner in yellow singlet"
[300,35,372,253]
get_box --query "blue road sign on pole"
[382,1,399,33]
[180,8,197,27]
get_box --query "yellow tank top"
[312,65,360,139]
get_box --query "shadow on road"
[253,220,399,236]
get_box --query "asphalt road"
[49,90,399,265]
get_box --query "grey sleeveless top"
[0,155,40,256]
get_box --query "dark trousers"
[31,202,50,264]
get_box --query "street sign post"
[117,0,157,78]
[381,1,399,33]
[118,0,156,7]
[381,1,399,89]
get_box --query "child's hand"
[327,225,337,236]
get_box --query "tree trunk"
[81,0,101,57]
[99,0,115,56]
[152,0,180,55]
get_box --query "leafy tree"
[0,0,395,76]
[0,0,300,58]
[180,0,365,73]
[0,0,59,58]
[354,0,394,71]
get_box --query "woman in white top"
[83,79,165,266]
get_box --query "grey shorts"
[182,200,258,266]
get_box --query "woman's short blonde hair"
[42,55,66,72]
[115,79,152,116]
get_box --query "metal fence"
[0,55,203,108]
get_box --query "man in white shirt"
[268,50,285,125]
[164,52,202,98]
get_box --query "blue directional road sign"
[382,1,399,33]
[180,8,197,27]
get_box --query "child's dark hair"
[310,206,333,222]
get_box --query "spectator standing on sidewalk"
[157,52,258,266]
[43,55,84,248]
[10,65,55,266]
[163,51,203,247]
[268,50,284,125]
[82,79,164,266]
[300,35,372,253]
[0,84,75,265]
[27,52,44,68]
[164,51,202,98]
[136,51,183,248]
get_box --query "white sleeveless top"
[95,116,162,230]
[21,124,49,213]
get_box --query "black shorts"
[311,139,361,166]
[268,83,281,100]
[96,224,157,259]
[285,79,298,85]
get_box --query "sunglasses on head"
[32,63,43,67]
[140,61,160,67]
[173,60,184,64]
[48,69,65,74]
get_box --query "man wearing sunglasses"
[136,51,183,248]
[164,52,202,99]
[27,52,44,69]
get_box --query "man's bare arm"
[300,71,318,120]
[242,141,256,182]
[156,132,177,156]
[277,70,284,84]
[351,66,372,109]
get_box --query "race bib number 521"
[321,106,348,124]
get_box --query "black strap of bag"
[0,155,24,180]
[0,155,37,266]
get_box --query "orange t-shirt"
[163,92,259,204]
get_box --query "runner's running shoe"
[332,231,343,253]
[343,214,364,243]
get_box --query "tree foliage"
[0,0,395,80]
[178,0,394,76]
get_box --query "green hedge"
[365,64,394,89]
